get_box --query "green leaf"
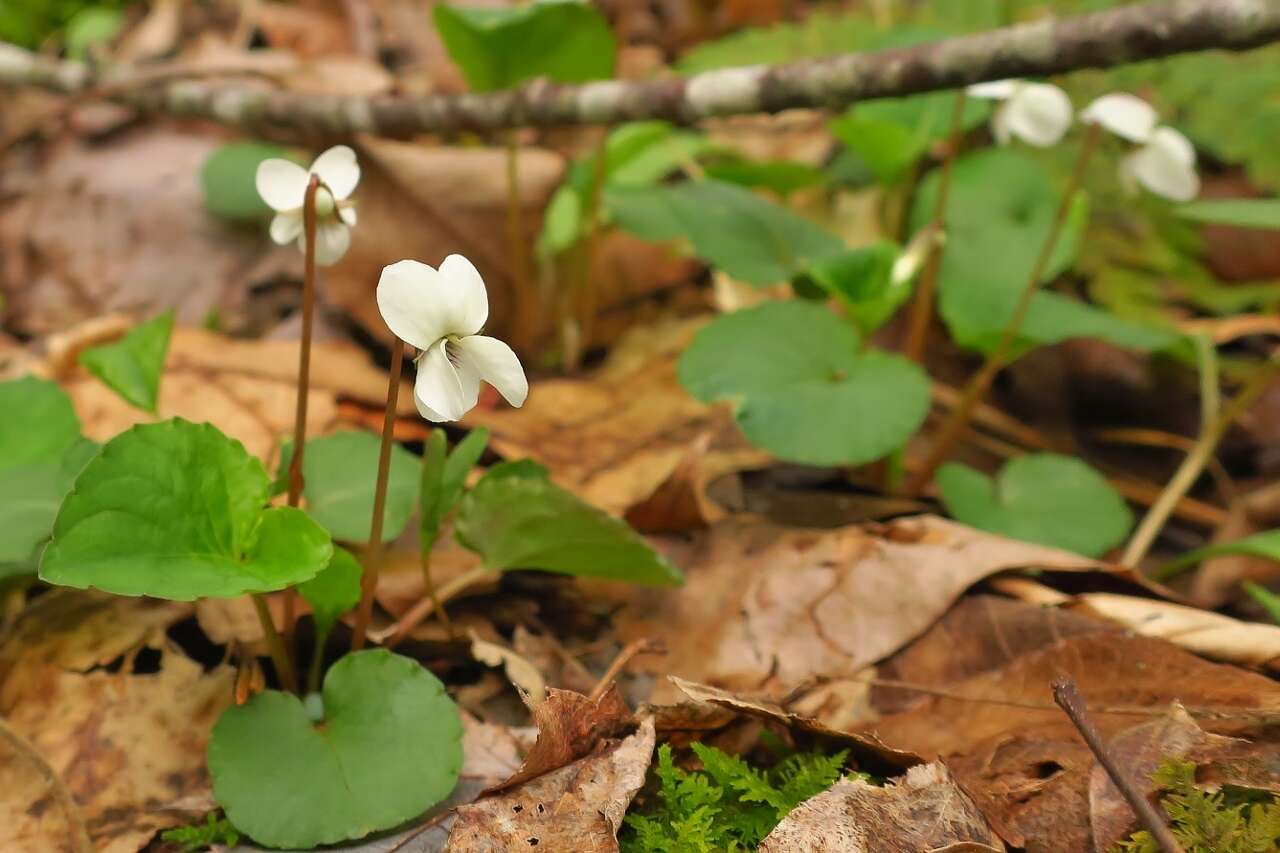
[201,142,294,224]
[607,180,844,285]
[702,160,825,196]
[420,428,488,550]
[298,546,363,641]
[1159,529,1280,580]
[797,242,909,335]
[40,419,332,600]
[302,430,420,544]
[1244,582,1280,625]
[0,377,95,565]
[455,474,682,585]
[937,454,1132,558]
[678,301,931,466]
[912,148,1174,355]
[64,7,121,59]
[209,649,463,848]
[433,0,615,92]
[77,311,173,412]
[829,92,988,184]
[1178,199,1280,230]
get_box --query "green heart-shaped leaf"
[456,472,682,585]
[606,180,845,286]
[78,310,174,412]
[937,453,1132,558]
[678,301,931,466]
[830,91,988,185]
[0,377,97,565]
[298,546,363,640]
[434,0,615,93]
[40,419,332,599]
[303,430,420,544]
[209,649,463,848]
[201,142,296,224]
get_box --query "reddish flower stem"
[351,338,406,649]
[903,123,1101,497]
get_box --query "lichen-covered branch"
[2,0,1279,139]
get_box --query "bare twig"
[588,637,666,702]
[1052,678,1185,853]
[1,0,1277,138]
[383,565,494,648]
[352,338,406,650]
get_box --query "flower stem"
[251,592,297,693]
[903,89,966,363]
[280,174,321,668]
[1128,353,1279,570]
[351,338,406,650]
[903,123,1101,497]
[563,134,610,371]
[307,628,328,694]
[505,133,536,351]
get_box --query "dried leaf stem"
[904,123,1101,496]
[384,565,494,648]
[1129,352,1280,570]
[904,89,966,363]
[351,338,406,650]
[1052,678,1185,853]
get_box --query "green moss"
[159,813,240,852]
[620,741,857,852]
[1113,759,1280,852]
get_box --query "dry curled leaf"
[471,633,548,704]
[759,763,1004,852]
[448,717,654,853]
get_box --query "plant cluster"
[1114,759,1280,852]
[621,742,854,852]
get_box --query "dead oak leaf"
[608,516,1131,712]
[448,717,655,853]
[759,763,1004,853]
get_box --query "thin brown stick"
[286,174,321,508]
[904,90,966,363]
[0,717,92,853]
[419,548,455,640]
[4,0,1278,138]
[250,593,297,693]
[588,637,666,702]
[383,565,494,648]
[1052,678,1185,853]
[904,123,1101,496]
[351,338,406,650]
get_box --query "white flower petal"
[966,79,1020,99]
[309,145,360,200]
[438,254,489,337]
[990,102,1013,145]
[414,340,469,422]
[256,158,309,212]
[456,335,528,409]
[312,220,351,266]
[1125,134,1200,202]
[339,203,358,227]
[1080,93,1156,142]
[268,211,303,245]
[1005,83,1073,147]
[377,259,476,351]
[1150,125,1196,166]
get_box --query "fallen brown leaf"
[488,685,634,795]
[447,716,654,853]
[0,592,228,852]
[759,763,1004,853]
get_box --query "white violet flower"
[966,79,1073,148]
[1081,93,1200,202]
[255,145,360,266]
[377,255,528,423]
